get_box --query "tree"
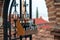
[36,7,39,18]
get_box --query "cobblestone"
[32,29,54,40]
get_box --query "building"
[34,17,51,30]
[45,0,60,26]
[45,0,60,40]
[54,0,60,25]
[45,0,56,26]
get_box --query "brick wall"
[0,0,3,17]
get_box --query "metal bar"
[20,0,22,18]
[3,0,10,40]
[20,36,22,40]
[29,0,32,39]
[25,0,26,12]
[30,35,32,40]
[9,0,18,40]
[14,0,17,12]
[14,20,17,40]
[29,0,32,19]
[9,0,15,40]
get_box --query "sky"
[31,0,48,21]
[8,0,48,21]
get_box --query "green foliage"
[36,7,39,18]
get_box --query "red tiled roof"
[33,17,51,29]
[35,17,48,24]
